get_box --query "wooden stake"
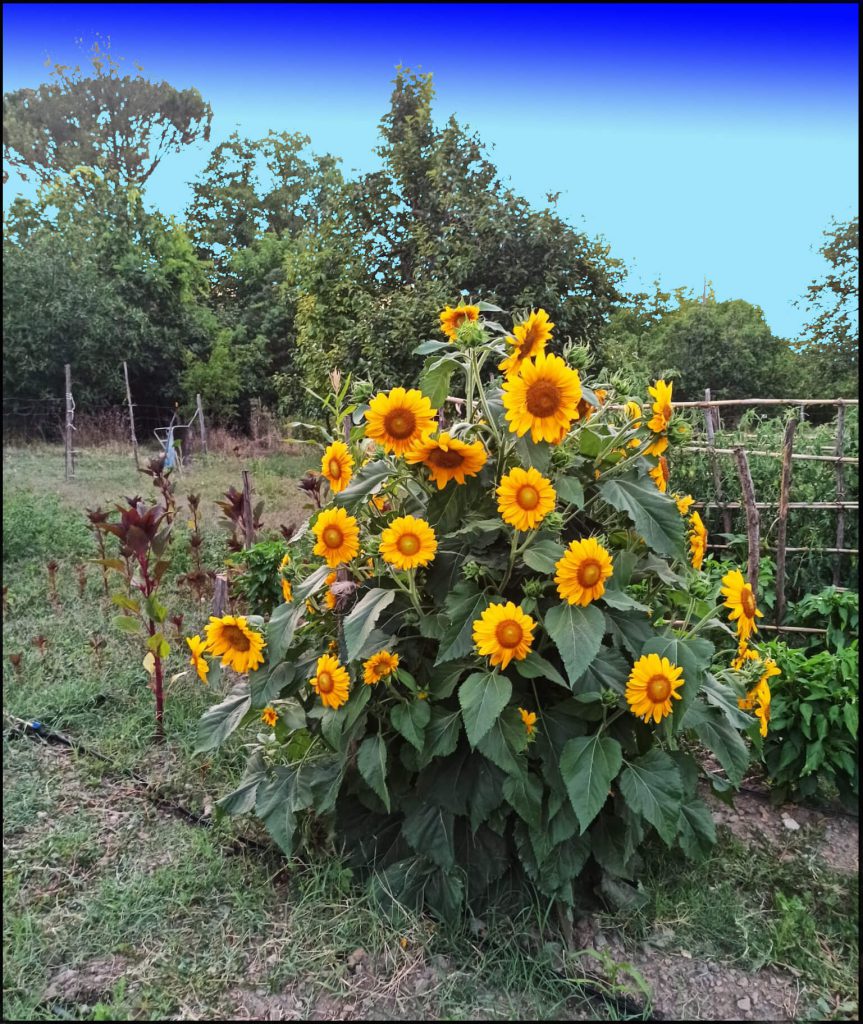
[196,393,207,455]
[64,363,75,480]
[774,418,797,627]
[704,388,732,537]
[733,446,760,596]
[123,361,140,469]
[212,572,229,617]
[241,470,255,549]
[833,403,846,586]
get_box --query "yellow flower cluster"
[186,614,267,682]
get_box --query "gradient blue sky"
[3,3,858,338]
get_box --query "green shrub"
[2,491,91,564]
[229,540,291,615]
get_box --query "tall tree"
[3,38,211,189]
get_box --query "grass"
[3,444,859,1021]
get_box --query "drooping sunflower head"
[720,568,763,642]
[648,455,670,493]
[688,511,708,570]
[186,634,209,684]
[624,400,643,423]
[626,653,685,724]
[675,493,695,517]
[439,303,480,340]
[363,649,400,685]
[312,507,360,567]
[576,388,607,424]
[502,352,582,444]
[498,308,555,377]
[325,571,338,610]
[281,577,293,604]
[364,388,438,456]
[645,434,669,458]
[261,706,278,728]
[731,638,759,671]
[204,614,266,674]
[379,515,438,570]
[647,379,674,433]
[554,537,614,606]
[321,440,354,494]
[309,653,351,709]
[472,601,536,668]
[739,675,773,737]
[404,431,488,489]
[496,466,556,531]
[519,707,538,736]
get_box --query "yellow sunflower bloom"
[675,493,694,516]
[626,653,684,723]
[261,706,278,728]
[312,507,360,567]
[720,568,763,643]
[321,440,354,494]
[498,308,555,377]
[281,577,293,603]
[309,653,351,710]
[688,511,708,570]
[404,431,488,489]
[624,400,643,423]
[364,388,438,456]
[731,638,759,671]
[739,668,776,738]
[647,380,673,433]
[363,650,400,685]
[280,553,291,568]
[186,635,209,684]
[648,456,670,493]
[204,615,266,674]
[473,601,536,669]
[502,352,583,444]
[380,515,437,570]
[645,434,669,458]
[440,303,480,340]
[519,707,538,736]
[554,537,614,606]
[496,466,556,531]
[325,571,338,610]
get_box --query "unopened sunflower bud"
[543,510,565,533]
[462,560,482,580]
[522,577,547,599]
[669,420,692,445]
[350,379,375,404]
[455,321,487,349]
[563,342,592,370]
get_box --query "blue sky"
[3,3,858,338]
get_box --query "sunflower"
[261,706,278,728]
[281,577,293,603]
[626,653,685,723]
[204,615,266,674]
[473,601,536,669]
[739,669,775,737]
[440,303,480,340]
[496,466,556,531]
[720,568,763,642]
[645,434,669,458]
[280,553,290,568]
[675,493,694,516]
[371,493,391,512]
[647,380,674,433]
[364,388,438,456]
[519,707,538,736]
[624,400,642,423]
[309,653,351,710]
[380,515,437,570]
[502,352,582,444]
[731,638,759,671]
[648,456,670,493]
[363,650,400,685]
[498,308,555,377]
[325,571,338,610]
[312,507,360,567]
[688,511,708,570]
[186,635,209,684]
[321,440,354,494]
[554,537,614,606]
[576,388,607,423]
[405,431,488,489]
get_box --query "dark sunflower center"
[517,485,540,510]
[518,324,541,356]
[647,675,671,702]
[428,448,464,469]
[328,458,342,478]
[317,670,334,694]
[577,560,602,587]
[222,625,251,652]
[322,526,344,549]
[660,458,669,482]
[660,403,672,421]
[741,586,757,619]
[525,379,562,418]
[496,620,524,649]
[384,409,417,440]
[397,533,421,556]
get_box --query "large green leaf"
[255,767,313,855]
[677,795,717,860]
[250,662,295,708]
[514,651,568,689]
[459,671,512,747]
[477,711,528,776]
[559,733,622,833]
[700,672,755,729]
[503,771,544,831]
[640,635,714,732]
[334,459,391,505]
[685,702,749,785]
[418,707,462,766]
[515,434,551,473]
[604,607,656,658]
[427,479,472,534]
[265,603,302,667]
[555,475,585,509]
[419,355,460,408]
[216,754,267,817]
[402,803,455,869]
[573,646,630,696]
[390,699,431,751]
[424,868,465,924]
[522,538,566,573]
[545,603,605,686]
[343,588,397,662]
[294,565,330,602]
[194,685,251,754]
[435,582,492,665]
[598,475,685,557]
[618,749,683,846]
[357,734,390,811]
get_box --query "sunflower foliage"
[194,301,761,922]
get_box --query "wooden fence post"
[64,364,75,481]
[833,402,846,586]
[704,389,732,536]
[241,470,256,549]
[250,398,262,443]
[212,572,229,617]
[196,393,207,455]
[733,446,760,596]
[123,361,140,469]
[774,419,797,627]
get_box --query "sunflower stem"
[500,530,521,592]
[470,349,501,445]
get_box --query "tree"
[794,215,858,397]
[3,38,211,189]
